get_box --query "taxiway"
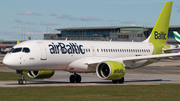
[0,59,180,87]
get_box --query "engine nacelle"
[27,70,55,79]
[96,61,126,80]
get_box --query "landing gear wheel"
[18,79,26,85]
[76,74,81,83]
[22,79,26,85]
[18,79,22,84]
[69,73,82,83]
[118,77,124,83]
[112,80,118,83]
[112,77,124,84]
[17,70,27,85]
[70,75,75,83]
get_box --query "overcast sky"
[1,0,180,40]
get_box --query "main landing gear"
[16,70,26,85]
[112,77,124,84]
[69,73,81,83]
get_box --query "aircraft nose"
[3,54,19,68]
[3,54,11,67]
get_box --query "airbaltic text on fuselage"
[49,42,85,54]
[154,31,166,40]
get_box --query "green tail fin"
[17,40,20,44]
[173,31,180,45]
[144,1,173,54]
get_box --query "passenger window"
[12,48,22,53]
[22,48,30,53]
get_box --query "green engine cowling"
[26,70,55,79]
[96,61,126,80]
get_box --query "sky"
[1,0,180,40]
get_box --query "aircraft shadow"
[5,79,170,85]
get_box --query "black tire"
[22,79,26,85]
[76,75,81,83]
[18,79,22,84]
[18,79,26,85]
[112,80,118,83]
[70,75,75,83]
[119,77,124,83]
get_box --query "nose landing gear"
[17,70,26,85]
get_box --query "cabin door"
[37,42,47,60]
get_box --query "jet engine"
[96,61,125,80]
[27,70,55,79]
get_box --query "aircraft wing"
[161,31,180,53]
[122,53,180,61]
[163,48,180,53]
[162,44,180,53]
[85,53,180,68]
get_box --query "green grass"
[0,85,180,101]
[0,65,6,67]
[0,72,36,81]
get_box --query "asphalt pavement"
[0,54,180,87]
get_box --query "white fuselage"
[3,40,154,72]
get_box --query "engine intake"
[27,70,55,79]
[96,61,126,80]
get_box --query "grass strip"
[0,84,180,101]
[0,72,36,81]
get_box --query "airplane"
[3,1,178,85]
[173,31,180,47]
[162,31,180,53]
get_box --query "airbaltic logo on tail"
[49,42,85,54]
[154,31,166,40]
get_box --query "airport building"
[45,26,180,44]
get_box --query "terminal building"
[44,26,180,45]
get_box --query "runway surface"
[0,59,180,87]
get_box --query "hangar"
[44,26,180,44]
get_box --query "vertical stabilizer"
[173,31,180,46]
[144,1,173,54]
[17,40,20,44]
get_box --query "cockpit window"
[8,47,30,53]
[22,48,30,53]
[8,48,14,53]
[12,48,22,53]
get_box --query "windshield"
[8,47,31,53]
[8,48,14,53]
[12,48,22,53]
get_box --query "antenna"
[24,28,25,41]
[22,27,25,41]
[22,27,23,41]
[47,27,50,34]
